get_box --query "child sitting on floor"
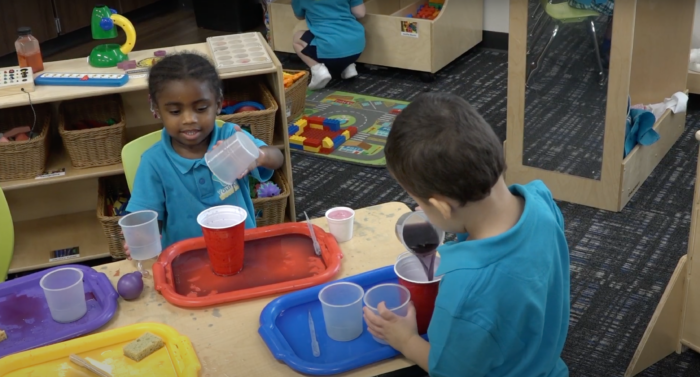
[291,0,366,90]
[124,52,284,252]
[364,93,571,376]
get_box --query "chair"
[122,131,161,192]
[121,120,227,191]
[527,0,606,86]
[0,187,14,282]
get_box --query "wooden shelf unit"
[269,0,483,74]
[624,131,700,376]
[505,0,694,212]
[1,37,296,273]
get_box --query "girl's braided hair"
[148,51,223,104]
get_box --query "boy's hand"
[211,125,244,150]
[364,301,420,353]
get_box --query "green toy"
[88,4,137,68]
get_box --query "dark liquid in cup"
[403,222,440,254]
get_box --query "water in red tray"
[172,234,327,297]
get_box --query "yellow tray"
[0,323,201,376]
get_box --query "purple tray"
[0,264,119,358]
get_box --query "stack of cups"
[325,207,355,243]
[197,205,248,276]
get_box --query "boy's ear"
[428,196,453,220]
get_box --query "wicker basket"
[218,80,278,145]
[97,175,130,259]
[59,94,126,169]
[0,104,51,181]
[284,69,309,123]
[253,170,291,227]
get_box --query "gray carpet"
[280,43,700,376]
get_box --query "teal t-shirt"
[292,0,366,59]
[126,122,273,249]
[428,181,571,377]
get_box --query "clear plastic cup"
[205,132,260,185]
[118,210,162,261]
[318,282,365,342]
[363,283,411,344]
[40,268,87,323]
[325,207,355,243]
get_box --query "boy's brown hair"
[385,92,505,205]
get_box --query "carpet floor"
[279,43,700,376]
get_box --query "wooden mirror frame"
[505,0,693,212]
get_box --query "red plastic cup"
[197,205,248,276]
[394,252,442,334]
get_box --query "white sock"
[341,63,358,80]
[309,64,332,90]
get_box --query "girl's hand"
[237,148,264,180]
[211,125,244,150]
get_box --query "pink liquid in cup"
[328,209,353,220]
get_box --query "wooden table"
[94,202,415,377]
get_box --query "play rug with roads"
[290,90,409,167]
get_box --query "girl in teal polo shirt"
[124,52,284,252]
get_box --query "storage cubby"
[0,41,295,274]
[269,0,483,74]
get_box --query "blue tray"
[0,264,119,358]
[259,266,425,375]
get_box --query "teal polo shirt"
[126,122,273,249]
[292,0,366,59]
[428,181,570,377]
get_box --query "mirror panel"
[522,0,612,180]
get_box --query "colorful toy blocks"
[322,137,334,149]
[323,118,342,132]
[287,115,357,155]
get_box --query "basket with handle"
[58,94,126,168]
[218,80,278,145]
[252,170,290,226]
[0,104,51,181]
[97,175,130,259]
[283,69,309,123]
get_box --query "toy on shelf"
[283,71,307,88]
[89,4,137,68]
[257,181,281,198]
[117,60,137,70]
[0,126,31,142]
[288,116,358,154]
[71,118,117,131]
[220,101,265,115]
[0,67,35,97]
[105,183,130,216]
[206,33,274,74]
[407,3,443,20]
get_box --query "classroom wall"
[484,0,510,33]
[693,0,700,48]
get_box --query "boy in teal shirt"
[291,0,366,90]
[364,93,571,376]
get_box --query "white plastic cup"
[40,268,87,323]
[325,207,355,243]
[318,282,365,342]
[363,283,411,344]
[118,210,162,261]
[205,132,260,185]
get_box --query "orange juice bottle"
[15,27,44,73]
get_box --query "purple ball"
[117,271,144,300]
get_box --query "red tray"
[153,223,343,308]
